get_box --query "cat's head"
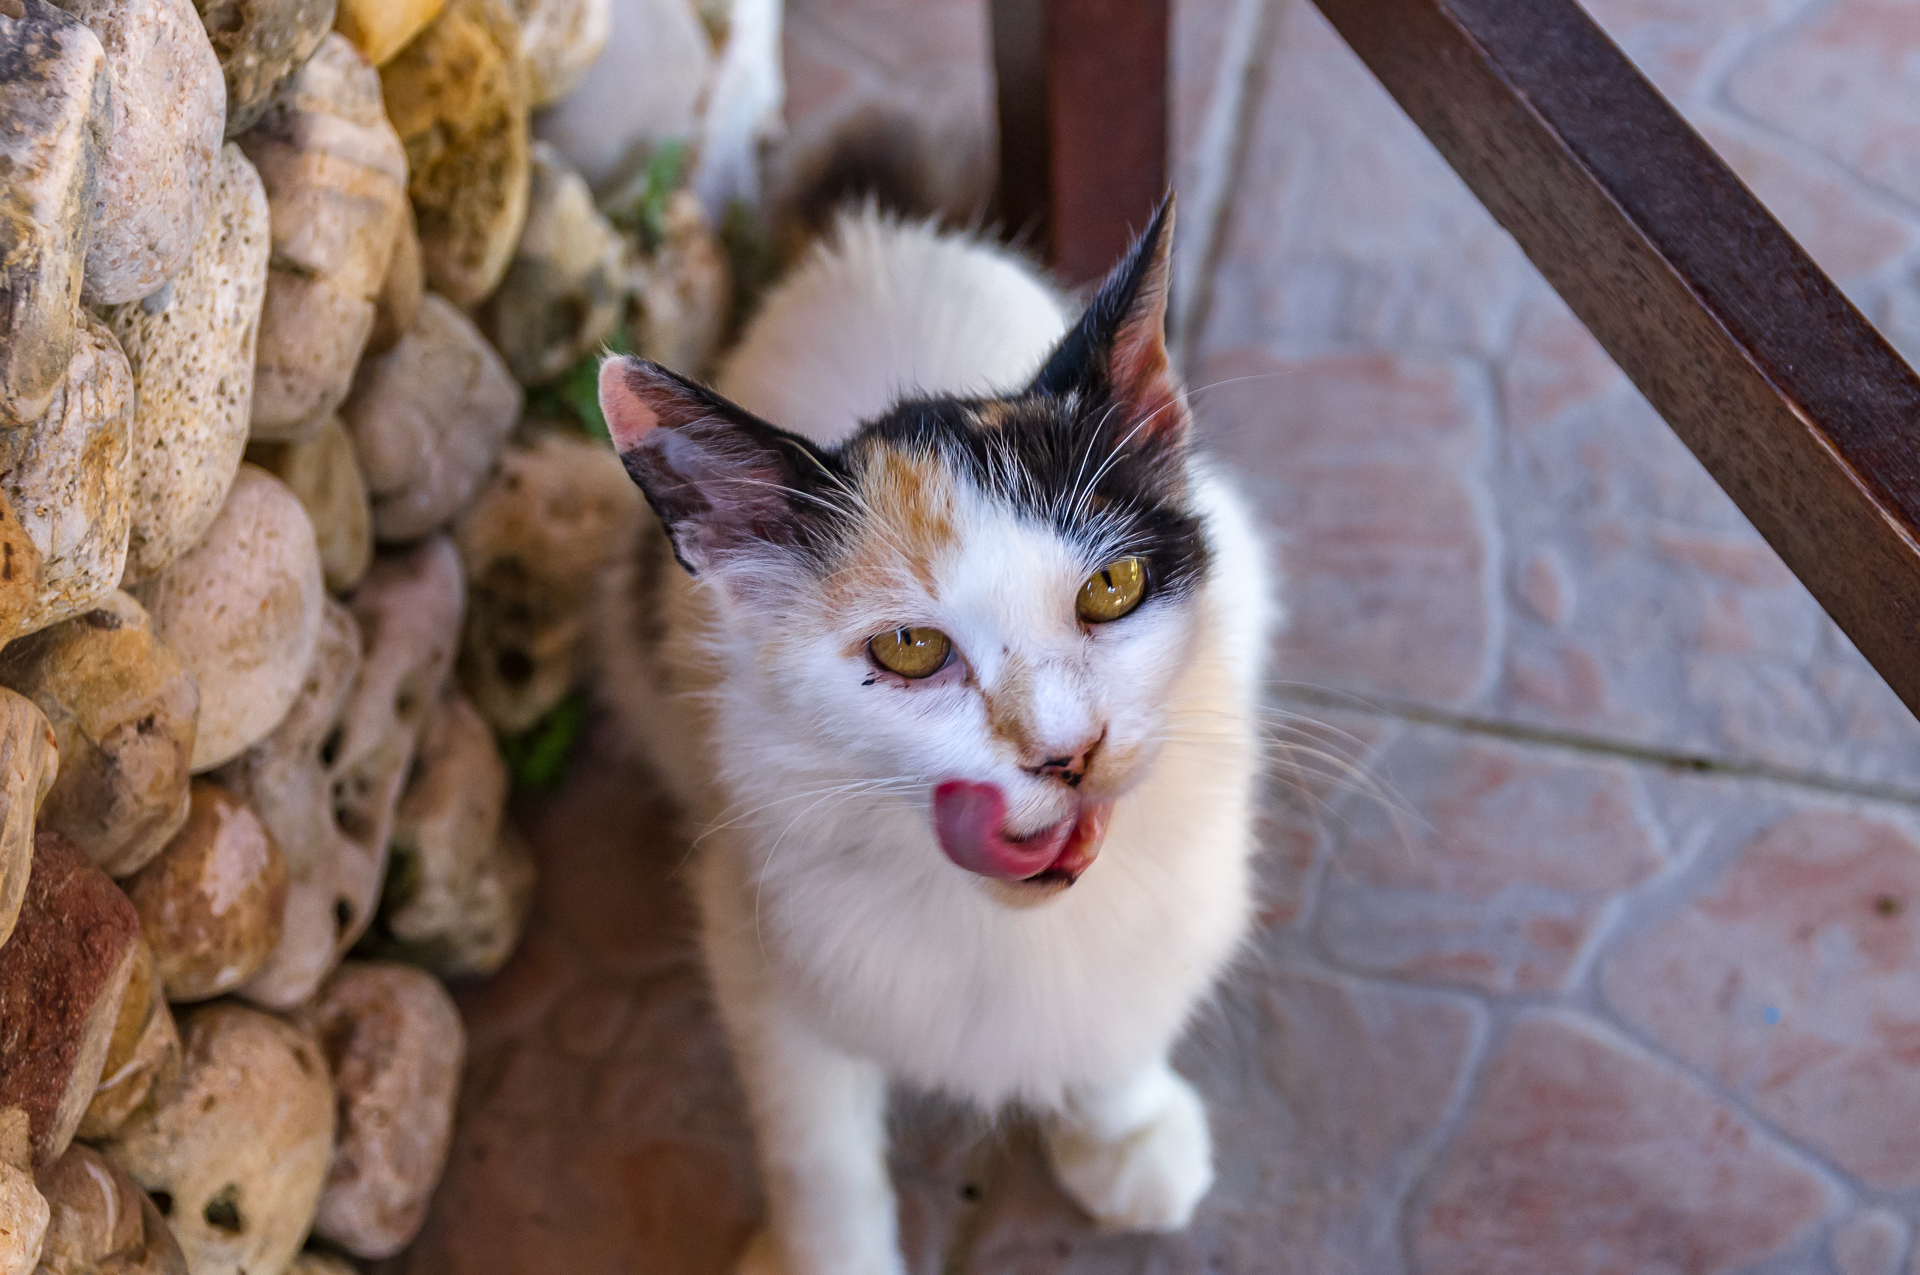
[601,202,1211,900]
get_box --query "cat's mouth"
[931,781,1113,886]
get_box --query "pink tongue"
[932,781,1074,880]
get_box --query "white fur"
[597,210,1273,1274]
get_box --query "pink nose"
[1026,735,1102,788]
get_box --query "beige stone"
[240,32,410,443]
[380,0,530,306]
[530,0,709,192]
[479,143,627,386]
[1,314,132,637]
[99,144,271,585]
[0,495,48,655]
[225,541,460,1006]
[247,418,374,592]
[63,0,226,305]
[342,295,521,541]
[372,694,530,977]
[194,0,337,134]
[100,1004,334,1275]
[456,431,639,731]
[508,0,609,106]
[0,691,59,952]
[284,1254,357,1275]
[0,593,199,880]
[75,937,180,1142]
[332,0,441,65]
[32,1143,185,1275]
[122,781,288,1002]
[300,963,463,1257]
[331,539,463,910]
[0,1162,48,1275]
[366,204,423,357]
[0,831,140,1169]
[218,601,366,1009]
[132,465,325,771]
[630,188,731,377]
[0,3,109,430]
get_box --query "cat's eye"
[1077,557,1149,623]
[868,626,953,679]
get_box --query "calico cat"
[595,198,1273,1275]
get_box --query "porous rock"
[32,1143,185,1275]
[508,0,608,106]
[195,0,337,135]
[0,831,140,1169]
[342,295,520,541]
[121,781,288,1002]
[0,2,109,430]
[0,1162,48,1275]
[455,430,640,731]
[300,963,463,1258]
[132,465,325,771]
[240,32,409,442]
[63,0,226,305]
[369,694,529,977]
[0,592,199,880]
[629,187,731,377]
[532,0,709,192]
[380,0,530,306]
[75,937,179,1142]
[0,495,47,654]
[1,314,132,636]
[100,1003,334,1275]
[99,143,271,584]
[366,204,422,357]
[217,602,362,1009]
[224,540,460,1006]
[0,690,59,951]
[331,0,442,66]
[330,540,463,926]
[478,142,626,386]
[247,418,373,592]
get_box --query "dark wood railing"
[994,0,1920,723]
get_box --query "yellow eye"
[868,626,953,679]
[1077,557,1148,623]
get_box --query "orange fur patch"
[825,444,958,609]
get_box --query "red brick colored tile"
[1319,731,1664,993]
[1415,1013,1837,1275]
[1603,809,1920,1189]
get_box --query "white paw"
[1043,1074,1214,1232]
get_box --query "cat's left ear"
[1029,195,1184,442]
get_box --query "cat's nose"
[1026,733,1104,788]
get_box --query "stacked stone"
[0,0,763,1270]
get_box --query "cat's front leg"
[1040,1058,1214,1232]
[699,859,905,1275]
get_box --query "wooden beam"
[992,0,1168,284]
[1309,0,1920,720]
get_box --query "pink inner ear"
[599,357,661,454]
[1111,309,1182,439]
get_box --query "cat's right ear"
[599,355,833,576]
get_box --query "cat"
[594,196,1273,1275]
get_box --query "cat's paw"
[1043,1073,1213,1232]
[731,1226,906,1275]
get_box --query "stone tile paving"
[400,0,1920,1271]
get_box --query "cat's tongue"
[932,781,1111,883]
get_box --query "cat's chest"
[748,791,1256,1104]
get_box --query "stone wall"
[0,2,765,1272]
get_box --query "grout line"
[1269,685,1920,808]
